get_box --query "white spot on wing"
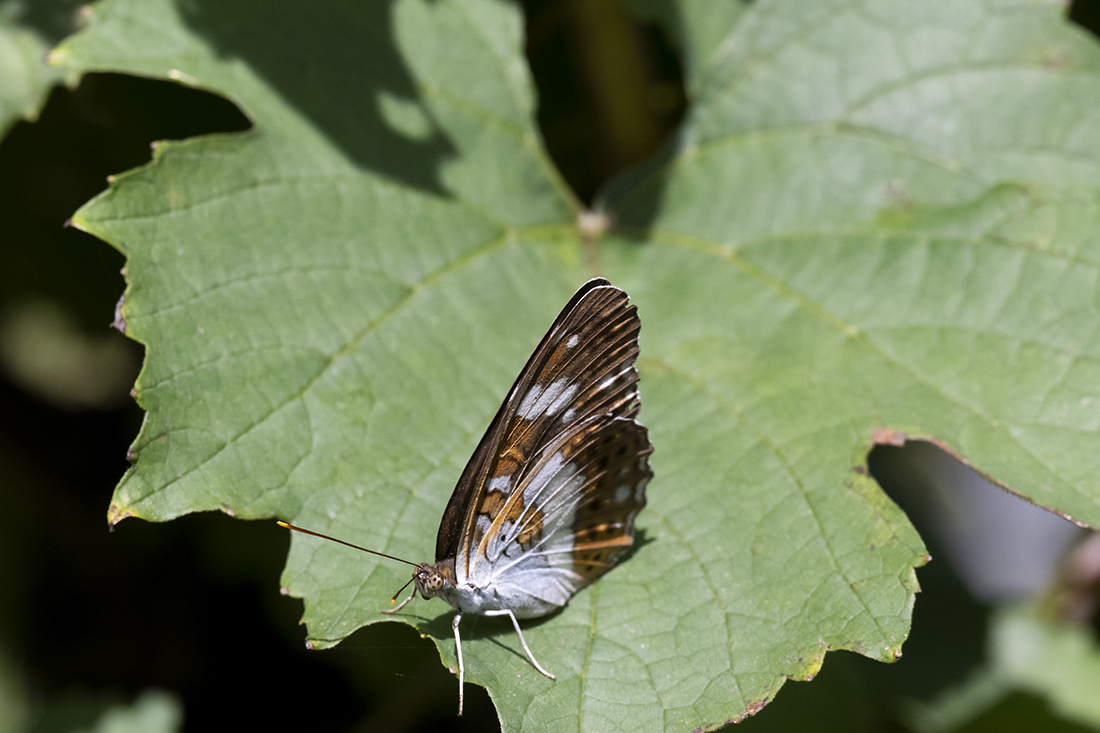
[531,453,567,486]
[566,334,579,348]
[599,367,633,393]
[547,382,577,416]
[517,379,577,419]
[517,384,543,418]
[488,475,512,492]
[614,485,631,503]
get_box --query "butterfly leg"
[483,609,556,680]
[452,613,465,716]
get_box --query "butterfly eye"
[418,568,445,594]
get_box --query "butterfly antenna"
[277,521,420,567]
[389,577,416,605]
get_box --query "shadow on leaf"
[178,0,455,192]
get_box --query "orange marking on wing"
[510,497,545,548]
[476,475,538,560]
[571,535,633,551]
[504,491,525,523]
[515,505,544,547]
[480,490,507,519]
[574,522,628,540]
[494,453,523,477]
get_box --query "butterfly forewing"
[473,413,652,598]
[436,279,622,561]
[437,279,650,590]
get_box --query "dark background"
[2,1,1099,731]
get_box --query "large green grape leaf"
[52,0,1100,730]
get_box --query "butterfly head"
[412,560,456,600]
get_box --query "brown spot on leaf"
[107,505,136,528]
[1040,51,1068,70]
[742,698,769,719]
[872,428,907,446]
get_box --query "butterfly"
[279,277,653,715]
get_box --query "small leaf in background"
[0,0,78,135]
[0,299,136,409]
[75,689,183,733]
[989,605,1100,728]
[899,603,1100,733]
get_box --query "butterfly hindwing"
[470,412,652,608]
